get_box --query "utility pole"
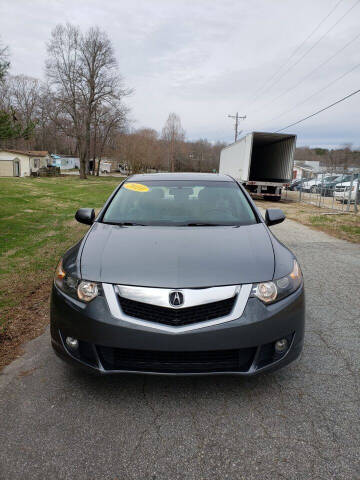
[228,112,246,142]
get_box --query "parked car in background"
[334,180,360,203]
[289,178,306,191]
[301,178,321,193]
[321,174,359,197]
[301,175,340,193]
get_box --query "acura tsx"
[51,173,305,375]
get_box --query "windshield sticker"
[124,183,149,193]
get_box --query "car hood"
[80,222,275,288]
[324,181,341,186]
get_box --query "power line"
[251,30,360,116]
[248,0,359,108]
[274,87,360,133]
[250,67,357,135]
[266,62,360,125]
[248,0,344,104]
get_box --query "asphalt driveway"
[1,218,359,480]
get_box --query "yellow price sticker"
[124,183,149,193]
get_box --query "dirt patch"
[17,367,37,377]
[43,230,59,238]
[3,248,18,257]
[0,275,51,370]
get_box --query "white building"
[293,160,321,179]
[50,155,80,170]
[0,150,50,177]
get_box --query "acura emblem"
[169,291,184,307]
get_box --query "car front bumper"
[334,191,354,202]
[50,283,305,375]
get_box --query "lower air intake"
[97,346,256,373]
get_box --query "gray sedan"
[50,173,305,375]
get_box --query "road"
[1,218,359,480]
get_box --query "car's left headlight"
[251,260,302,304]
[54,259,100,302]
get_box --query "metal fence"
[285,172,360,213]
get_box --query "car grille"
[335,186,346,192]
[96,346,256,373]
[118,295,236,327]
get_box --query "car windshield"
[334,175,351,183]
[102,180,258,226]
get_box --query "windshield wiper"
[103,221,147,226]
[184,223,234,227]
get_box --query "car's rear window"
[102,180,258,226]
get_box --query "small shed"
[98,161,111,173]
[0,150,50,177]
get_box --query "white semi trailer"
[219,132,296,201]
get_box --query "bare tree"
[93,104,128,175]
[46,24,85,174]
[115,128,163,174]
[0,74,39,147]
[0,38,9,82]
[8,75,41,125]
[79,26,130,175]
[2,75,41,148]
[0,76,12,111]
[161,113,185,171]
[46,23,130,179]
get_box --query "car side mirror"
[265,208,285,227]
[75,208,95,225]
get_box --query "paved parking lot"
[1,218,359,480]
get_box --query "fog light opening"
[65,337,79,350]
[275,338,288,354]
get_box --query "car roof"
[127,172,234,182]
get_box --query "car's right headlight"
[251,260,302,305]
[54,259,99,302]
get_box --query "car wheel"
[310,185,318,193]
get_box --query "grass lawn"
[0,177,359,369]
[0,176,123,368]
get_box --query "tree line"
[296,146,360,171]
[0,26,225,178]
[2,27,357,177]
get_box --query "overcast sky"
[1,0,359,148]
